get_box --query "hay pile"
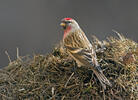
[0,34,137,100]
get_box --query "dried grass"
[0,34,137,100]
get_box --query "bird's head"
[60,18,79,30]
[60,18,80,39]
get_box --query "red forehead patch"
[64,18,72,20]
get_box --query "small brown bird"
[60,18,112,89]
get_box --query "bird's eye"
[65,21,71,24]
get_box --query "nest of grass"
[0,34,137,100]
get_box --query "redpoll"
[60,18,112,89]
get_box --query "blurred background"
[0,0,138,67]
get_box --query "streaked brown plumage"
[60,18,112,89]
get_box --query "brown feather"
[63,19,112,89]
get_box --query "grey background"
[0,0,138,67]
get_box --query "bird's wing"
[65,45,102,71]
[65,45,112,89]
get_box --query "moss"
[0,34,137,100]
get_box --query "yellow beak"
[60,22,66,27]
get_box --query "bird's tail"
[93,67,112,90]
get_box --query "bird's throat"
[63,26,71,39]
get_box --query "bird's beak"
[60,22,66,27]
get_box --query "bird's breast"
[63,30,92,49]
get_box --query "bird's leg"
[72,61,78,74]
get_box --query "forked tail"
[93,67,112,90]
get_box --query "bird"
[60,17,112,89]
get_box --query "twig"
[111,89,122,100]
[112,29,124,41]
[5,51,12,63]
[0,93,13,100]
[16,47,22,61]
[103,88,105,100]
[64,72,74,88]
[48,95,56,100]
[52,87,54,96]
[61,95,65,100]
